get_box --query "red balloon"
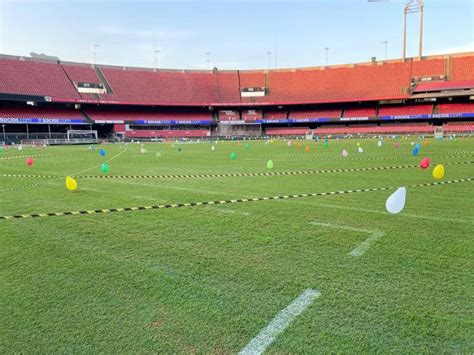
[26,157,34,166]
[420,157,431,170]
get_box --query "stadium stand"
[437,103,474,114]
[289,109,341,119]
[342,107,377,118]
[125,129,210,138]
[266,127,309,136]
[314,123,433,134]
[242,110,262,121]
[443,122,474,132]
[0,106,86,120]
[85,109,212,122]
[218,110,240,121]
[263,110,287,120]
[378,104,433,116]
[0,57,80,99]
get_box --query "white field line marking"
[207,207,250,216]
[239,289,320,355]
[310,221,385,257]
[279,199,474,225]
[131,195,161,201]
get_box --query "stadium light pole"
[205,52,211,69]
[324,47,329,66]
[2,124,5,141]
[266,51,272,70]
[382,40,389,60]
[402,0,424,60]
[93,44,100,65]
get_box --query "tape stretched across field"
[2,160,473,181]
[0,177,472,220]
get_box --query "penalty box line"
[310,221,384,257]
[0,177,472,220]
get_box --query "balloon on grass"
[386,187,406,214]
[99,148,106,156]
[413,146,419,156]
[101,163,109,173]
[65,176,78,191]
[324,139,329,148]
[156,152,162,158]
[377,140,383,147]
[419,157,431,169]
[423,139,429,147]
[267,160,274,169]
[230,152,236,160]
[26,157,34,166]
[211,145,215,151]
[304,145,311,153]
[432,164,445,179]
[287,140,292,147]
[342,149,349,157]
[358,147,363,153]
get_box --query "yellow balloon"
[356,142,360,147]
[66,176,78,191]
[432,164,445,180]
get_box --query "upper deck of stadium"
[1,52,473,107]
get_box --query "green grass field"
[1,137,473,353]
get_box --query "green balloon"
[101,163,109,173]
[156,152,162,158]
[267,160,274,169]
[245,144,250,149]
[230,152,236,160]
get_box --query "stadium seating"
[242,110,262,121]
[437,103,474,114]
[378,104,433,116]
[343,107,377,118]
[289,109,341,119]
[85,109,212,122]
[1,53,474,106]
[0,57,80,99]
[443,122,474,132]
[0,106,85,120]
[218,110,240,121]
[125,129,210,138]
[266,127,309,136]
[264,110,287,120]
[314,123,432,134]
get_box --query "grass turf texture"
[1,138,473,353]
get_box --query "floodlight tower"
[266,51,272,70]
[93,44,100,65]
[324,47,329,66]
[402,0,424,60]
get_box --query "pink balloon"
[342,149,348,157]
[420,157,431,170]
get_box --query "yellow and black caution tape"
[1,177,472,220]
[76,160,473,179]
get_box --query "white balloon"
[358,147,363,153]
[386,187,406,214]
[377,140,383,147]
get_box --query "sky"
[0,0,472,70]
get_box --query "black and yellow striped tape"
[1,177,471,220]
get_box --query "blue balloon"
[413,147,419,156]
[99,148,106,156]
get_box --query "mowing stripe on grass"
[310,222,384,257]
[0,177,472,220]
[239,289,320,355]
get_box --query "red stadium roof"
[1,52,473,107]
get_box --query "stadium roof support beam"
[402,0,424,61]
